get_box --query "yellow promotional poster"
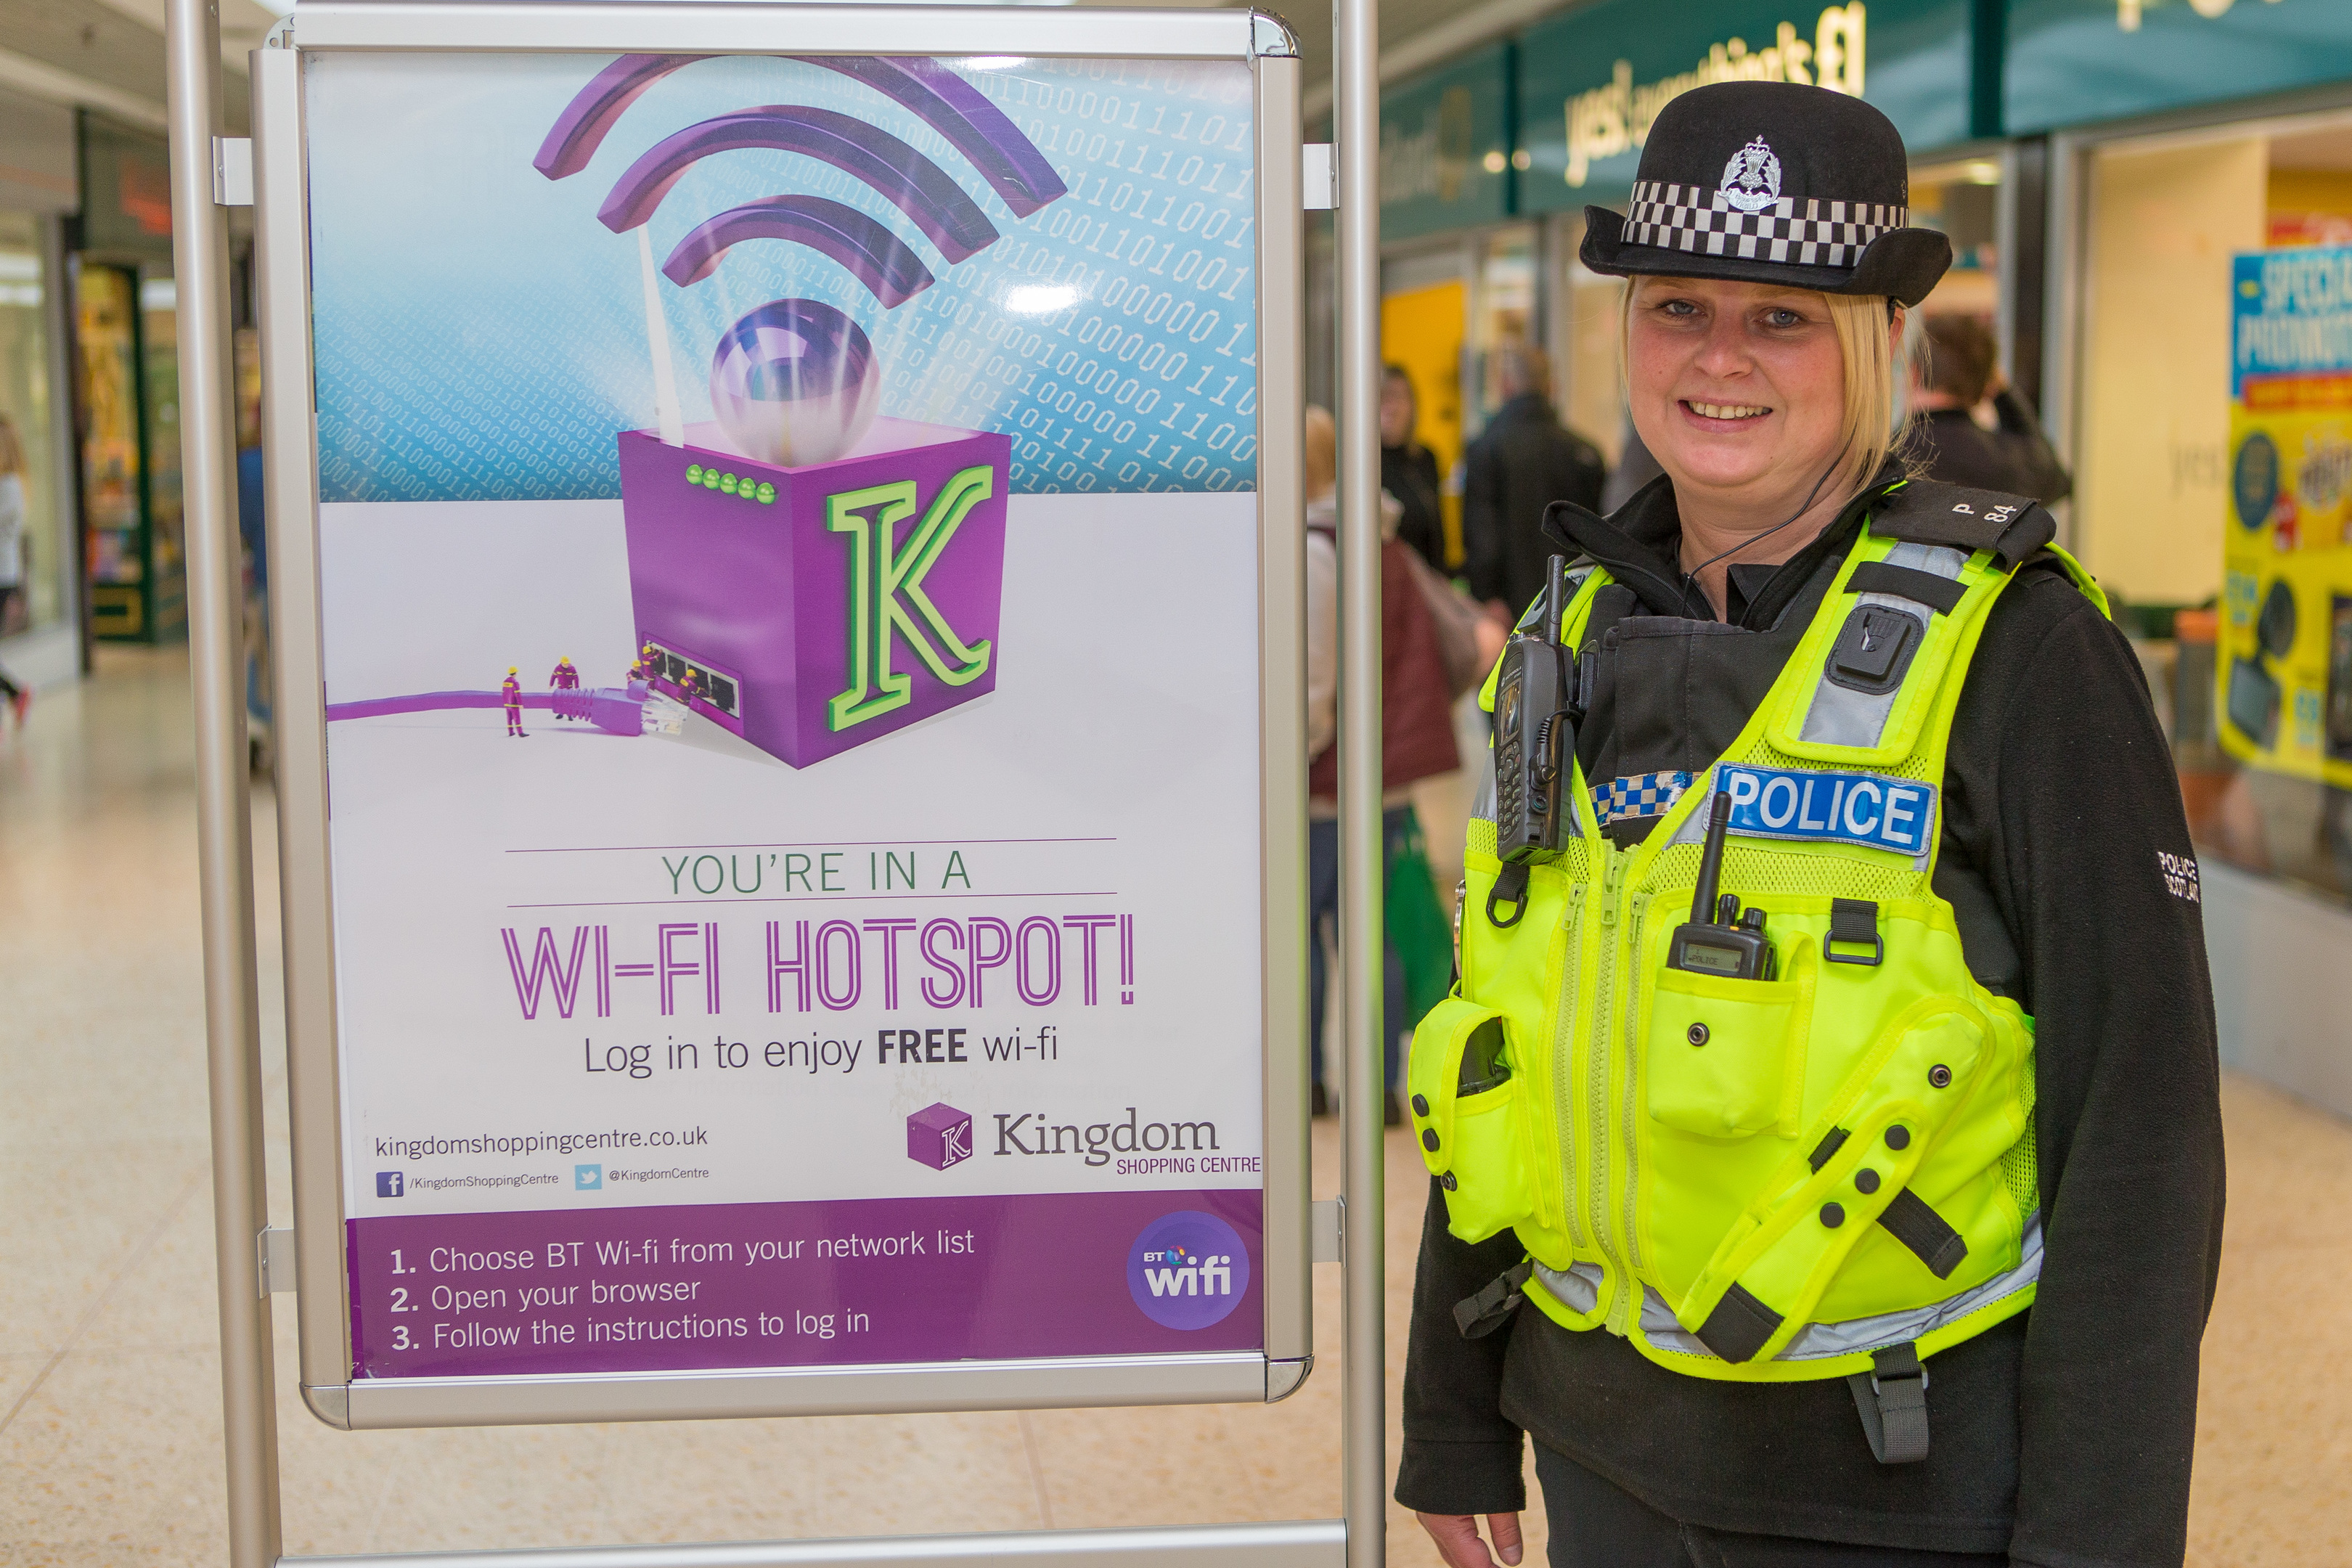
[2221,247,2352,783]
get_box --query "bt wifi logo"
[1139,1243,1234,1300]
[1127,1211,1251,1331]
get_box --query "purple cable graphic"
[534,52,1068,467]
[327,688,648,738]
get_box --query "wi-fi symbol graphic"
[536,53,1067,466]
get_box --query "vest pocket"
[1408,993,1536,1243]
[1646,958,1811,1139]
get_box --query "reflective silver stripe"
[1797,544,1968,751]
[1633,1210,2044,1365]
[1532,1259,1604,1315]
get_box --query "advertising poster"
[301,50,1270,1383]
[2222,246,2352,783]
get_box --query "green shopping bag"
[1386,805,1455,1033]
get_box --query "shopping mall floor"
[0,648,2346,1567]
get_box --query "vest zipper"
[1550,883,1588,1249]
[1588,848,1629,1320]
[1617,893,1651,1279]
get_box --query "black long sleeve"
[1967,573,2225,1567]
[1396,559,2225,1564]
[1396,1188,1531,1515]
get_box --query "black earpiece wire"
[1678,458,1839,616]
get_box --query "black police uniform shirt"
[1396,467,2226,1568]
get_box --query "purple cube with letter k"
[618,420,1008,769]
[907,1102,973,1171]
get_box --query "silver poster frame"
[253,4,1311,1433]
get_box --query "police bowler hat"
[1580,82,1951,308]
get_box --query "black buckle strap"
[1453,1259,1534,1339]
[1847,1342,1932,1464]
[1877,1188,1970,1279]
[1826,899,1883,967]
[1846,560,1967,616]
[1692,1281,1783,1363]
[1485,861,1530,928]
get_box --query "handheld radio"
[1486,557,1580,928]
[1457,1017,1511,1096]
[1666,791,1776,980]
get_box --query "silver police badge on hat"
[1720,135,1782,213]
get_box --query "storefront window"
[78,263,187,643]
[2074,113,2352,906]
[1467,223,1537,426]
[1909,160,2003,326]
[141,276,186,637]
[1554,215,1627,473]
[78,263,144,636]
[0,211,63,634]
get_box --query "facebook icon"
[376,1171,404,1198]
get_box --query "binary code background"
[305,52,1260,501]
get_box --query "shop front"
[2020,0,2352,1114]
[0,90,86,689]
[1371,43,1519,571]
[1349,0,2352,1111]
[74,114,185,646]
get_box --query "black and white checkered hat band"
[1623,181,1907,268]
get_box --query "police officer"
[1399,83,2224,1568]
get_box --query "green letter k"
[825,465,995,734]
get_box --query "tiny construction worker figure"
[549,656,581,719]
[502,667,528,738]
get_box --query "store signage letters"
[1565,4,1867,187]
[1382,84,1477,206]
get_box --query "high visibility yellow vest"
[1408,489,2107,1389]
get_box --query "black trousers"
[1534,1444,2006,1568]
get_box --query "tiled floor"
[0,648,2339,1565]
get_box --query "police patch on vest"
[1718,766,1935,856]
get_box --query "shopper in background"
[0,415,31,727]
[1383,364,1450,571]
[1908,313,2072,503]
[1462,342,1606,618]
[1304,404,1465,1125]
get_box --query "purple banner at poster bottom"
[348,1188,1262,1379]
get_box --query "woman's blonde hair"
[1824,291,1911,499]
[1620,282,1911,507]
[0,415,22,477]
[1303,404,1336,502]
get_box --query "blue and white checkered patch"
[1593,769,1694,827]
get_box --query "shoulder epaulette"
[1867,478,2055,568]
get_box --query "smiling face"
[1627,275,1876,518]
